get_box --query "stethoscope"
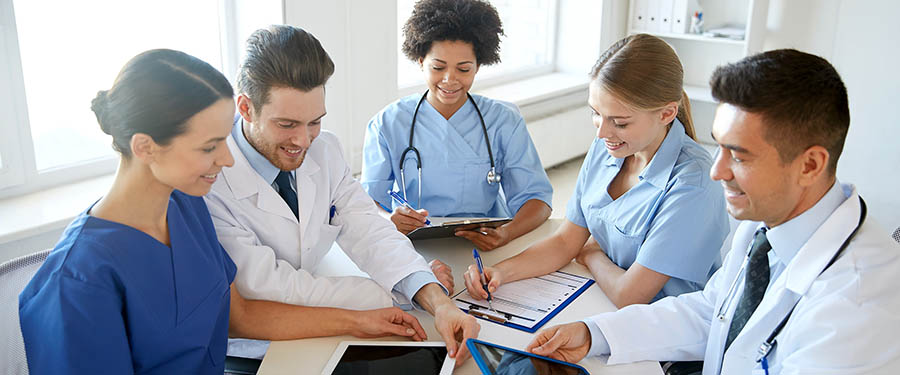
[398,90,500,208]
[715,196,867,374]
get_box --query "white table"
[257,219,663,374]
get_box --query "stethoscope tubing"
[398,90,499,208]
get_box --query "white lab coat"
[204,130,433,310]
[590,185,900,374]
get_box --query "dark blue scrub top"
[19,190,237,374]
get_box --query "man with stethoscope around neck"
[521,49,900,374]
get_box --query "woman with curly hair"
[362,0,553,251]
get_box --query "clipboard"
[452,271,594,333]
[407,217,512,240]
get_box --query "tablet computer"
[466,338,589,375]
[321,341,454,375]
[407,217,512,240]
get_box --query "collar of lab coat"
[780,183,859,295]
[721,184,862,371]
[766,180,846,286]
[221,135,300,222]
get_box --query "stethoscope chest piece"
[403,90,501,193]
[486,167,501,185]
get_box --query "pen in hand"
[387,190,431,225]
[472,248,497,312]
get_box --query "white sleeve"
[204,192,342,305]
[585,250,734,364]
[328,138,433,296]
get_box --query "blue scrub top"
[362,93,553,217]
[19,191,237,374]
[566,120,728,300]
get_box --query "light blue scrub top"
[19,191,236,374]
[566,120,728,301]
[362,93,553,217]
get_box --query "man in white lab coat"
[525,49,900,374]
[204,25,478,363]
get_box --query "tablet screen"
[328,344,448,375]
[471,341,587,375]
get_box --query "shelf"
[684,85,715,103]
[628,29,746,46]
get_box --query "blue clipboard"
[466,338,589,374]
[453,271,594,333]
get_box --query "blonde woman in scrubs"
[465,34,729,307]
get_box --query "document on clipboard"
[407,217,512,240]
[452,271,594,333]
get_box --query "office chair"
[893,227,899,243]
[0,249,51,375]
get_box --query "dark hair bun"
[91,90,111,135]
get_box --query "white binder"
[630,0,648,31]
[671,0,690,34]
[659,0,674,33]
[647,0,661,32]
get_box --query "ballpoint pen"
[387,190,431,225]
[472,248,496,312]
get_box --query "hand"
[455,225,510,251]
[463,264,502,300]
[429,259,454,294]
[349,307,428,342]
[390,206,429,234]
[433,302,480,366]
[526,322,592,363]
[575,238,607,267]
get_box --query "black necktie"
[274,171,298,220]
[724,228,773,352]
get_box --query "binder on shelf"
[671,0,690,34]
[630,0,648,31]
[646,0,661,32]
[659,0,673,33]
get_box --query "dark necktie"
[274,171,298,220]
[724,228,773,352]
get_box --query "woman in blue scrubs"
[18,49,431,374]
[17,49,239,374]
[362,0,553,250]
[464,34,729,308]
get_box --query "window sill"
[1,73,591,248]
[472,72,589,120]
[0,173,114,245]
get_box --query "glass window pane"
[397,0,555,88]
[13,0,224,171]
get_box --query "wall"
[762,0,900,229]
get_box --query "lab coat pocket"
[306,223,342,268]
[462,160,499,214]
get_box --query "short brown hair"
[237,25,334,113]
[710,49,850,174]
[591,34,697,140]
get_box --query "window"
[0,0,281,198]
[396,0,558,90]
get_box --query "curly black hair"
[401,0,504,66]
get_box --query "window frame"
[0,0,244,200]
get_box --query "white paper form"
[452,271,592,331]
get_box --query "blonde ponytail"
[678,90,696,140]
